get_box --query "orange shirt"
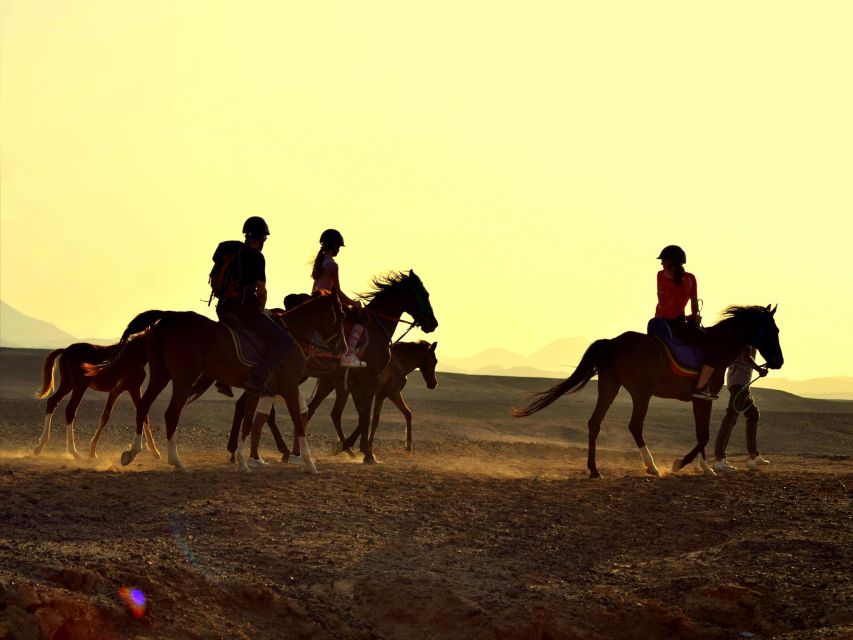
[655,270,697,319]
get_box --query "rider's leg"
[243,311,295,393]
[340,324,366,368]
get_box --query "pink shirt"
[312,254,338,293]
[655,270,697,319]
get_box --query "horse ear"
[409,269,416,277]
[771,304,777,316]
[430,341,437,351]
[765,304,771,312]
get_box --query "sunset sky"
[1,1,851,380]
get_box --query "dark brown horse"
[34,336,158,459]
[331,271,438,462]
[231,340,439,461]
[97,293,345,473]
[217,270,438,464]
[513,305,784,478]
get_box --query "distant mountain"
[440,338,853,400]
[439,337,590,379]
[0,300,78,348]
[754,377,853,401]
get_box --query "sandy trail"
[1,439,851,639]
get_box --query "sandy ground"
[1,441,851,640]
[1,350,852,639]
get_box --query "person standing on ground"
[713,345,771,472]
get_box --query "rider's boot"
[692,365,718,400]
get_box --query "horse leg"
[89,389,120,458]
[131,385,161,459]
[123,372,169,466]
[587,375,619,479]
[330,388,354,457]
[63,386,87,459]
[164,379,194,472]
[672,400,716,475]
[369,393,386,450]
[235,394,260,472]
[626,394,658,476]
[265,408,291,460]
[389,391,413,455]
[228,392,248,461]
[35,378,72,455]
[281,383,317,475]
[305,377,334,426]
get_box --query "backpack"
[208,240,245,305]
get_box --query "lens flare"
[118,586,148,618]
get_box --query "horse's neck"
[367,295,405,339]
[391,346,422,376]
[707,318,754,366]
[282,302,322,336]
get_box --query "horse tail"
[34,348,65,399]
[84,310,168,377]
[512,339,611,417]
[186,375,216,405]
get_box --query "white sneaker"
[340,353,367,368]
[713,458,738,473]
[248,456,269,468]
[288,454,304,465]
[747,456,770,471]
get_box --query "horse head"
[406,269,439,333]
[418,341,439,389]
[753,304,784,369]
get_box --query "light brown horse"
[34,336,158,459]
[95,293,345,473]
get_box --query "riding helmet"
[243,216,270,238]
[657,245,686,265]
[320,228,345,247]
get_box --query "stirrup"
[692,386,718,400]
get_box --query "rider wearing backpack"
[211,216,294,395]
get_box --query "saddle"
[218,313,267,368]
[284,292,370,361]
[646,318,702,377]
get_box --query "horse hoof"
[589,471,602,479]
[229,453,236,464]
[330,441,344,456]
[120,450,133,466]
[703,467,717,477]
[645,466,661,477]
[671,459,683,473]
[344,447,357,459]
[69,450,81,460]
[362,454,379,465]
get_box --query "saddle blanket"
[646,318,702,377]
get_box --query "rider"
[311,229,366,368]
[654,245,719,400]
[215,217,295,394]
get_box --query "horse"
[512,305,784,478]
[229,339,439,461]
[33,336,159,459]
[307,270,438,462]
[95,292,346,473]
[216,270,438,463]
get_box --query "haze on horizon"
[1,1,851,381]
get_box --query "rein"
[366,308,420,345]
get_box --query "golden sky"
[1,1,851,379]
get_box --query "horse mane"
[713,305,767,325]
[392,339,431,351]
[359,271,415,301]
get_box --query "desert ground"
[1,347,851,639]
